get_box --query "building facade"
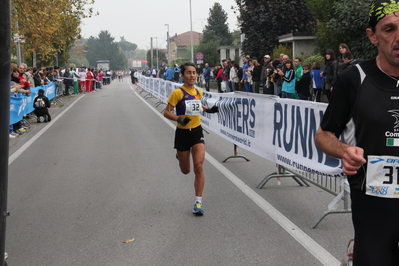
[168,31,202,62]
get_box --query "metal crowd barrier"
[222,144,250,162]
[51,80,65,106]
[257,165,351,228]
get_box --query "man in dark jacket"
[33,89,51,123]
[341,52,360,72]
[261,55,273,94]
[202,63,211,91]
[63,68,73,96]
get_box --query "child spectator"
[310,62,324,102]
[295,64,311,100]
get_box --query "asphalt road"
[6,78,353,266]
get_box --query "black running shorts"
[174,125,205,151]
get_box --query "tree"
[86,30,128,69]
[198,3,234,65]
[236,0,315,60]
[326,0,377,60]
[131,49,147,60]
[305,0,376,59]
[117,36,137,52]
[12,0,96,66]
[117,36,138,66]
[67,39,89,67]
[305,0,343,55]
[146,49,167,69]
[67,54,90,69]
[231,29,242,46]
[203,3,233,46]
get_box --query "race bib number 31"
[184,100,202,116]
[366,155,399,198]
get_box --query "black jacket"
[252,66,262,82]
[323,60,337,85]
[63,71,73,87]
[295,72,311,97]
[33,95,51,116]
[33,74,42,87]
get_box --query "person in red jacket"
[215,63,224,93]
[86,68,94,93]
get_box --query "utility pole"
[0,1,11,265]
[165,24,170,66]
[155,37,158,69]
[189,0,194,63]
[150,37,153,70]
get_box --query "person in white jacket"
[229,62,240,91]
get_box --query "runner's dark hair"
[180,62,196,75]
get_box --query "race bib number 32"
[184,100,202,116]
[366,155,399,198]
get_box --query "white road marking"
[9,95,85,165]
[129,82,340,266]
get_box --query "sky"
[80,0,239,50]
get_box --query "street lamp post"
[165,24,170,66]
[189,0,194,63]
[13,22,25,65]
[150,37,153,70]
[155,37,159,69]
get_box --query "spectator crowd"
[206,43,359,101]
[140,43,359,103]
[9,63,117,139]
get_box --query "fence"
[10,82,56,125]
[256,165,350,228]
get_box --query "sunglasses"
[303,68,309,70]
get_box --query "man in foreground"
[315,1,399,265]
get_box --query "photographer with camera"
[272,58,285,97]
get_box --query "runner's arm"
[164,103,179,122]
[315,127,366,175]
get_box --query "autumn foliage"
[12,0,97,66]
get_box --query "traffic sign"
[195,52,204,60]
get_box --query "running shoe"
[17,128,26,133]
[193,202,204,216]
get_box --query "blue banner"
[10,82,56,125]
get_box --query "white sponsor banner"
[137,76,349,177]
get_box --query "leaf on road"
[122,238,135,243]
